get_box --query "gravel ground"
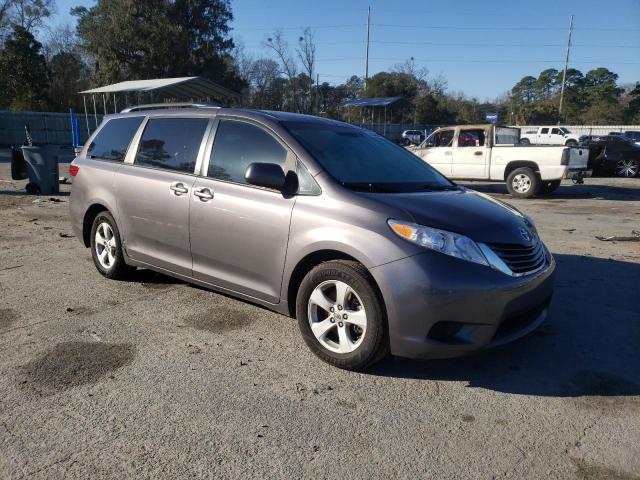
[1,162,639,479]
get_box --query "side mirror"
[245,162,286,190]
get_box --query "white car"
[401,129,425,145]
[409,124,590,198]
[520,126,580,146]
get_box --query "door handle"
[444,151,453,156]
[194,187,214,201]
[170,182,189,195]
[474,151,483,156]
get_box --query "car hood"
[360,187,533,245]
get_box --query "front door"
[189,118,296,303]
[116,116,210,276]
[414,129,455,177]
[451,128,489,178]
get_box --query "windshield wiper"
[342,182,399,193]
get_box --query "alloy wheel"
[615,159,639,178]
[307,280,367,354]
[94,222,116,270]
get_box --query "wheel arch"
[504,160,540,181]
[82,203,110,247]
[285,249,384,318]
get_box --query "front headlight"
[388,219,489,266]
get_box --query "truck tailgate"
[567,146,589,169]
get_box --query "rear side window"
[135,117,209,173]
[208,119,288,184]
[458,129,485,147]
[540,128,549,134]
[87,117,143,161]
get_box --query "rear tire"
[90,211,134,280]
[296,260,389,370]
[615,159,639,178]
[506,167,540,198]
[520,138,530,145]
[539,180,561,194]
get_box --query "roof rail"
[120,102,221,113]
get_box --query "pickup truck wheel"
[539,180,561,194]
[520,138,530,145]
[615,159,639,177]
[506,167,540,198]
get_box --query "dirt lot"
[1,162,639,479]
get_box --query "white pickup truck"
[520,126,580,146]
[409,124,591,198]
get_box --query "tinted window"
[135,118,209,173]
[87,117,143,161]
[551,128,562,135]
[208,120,288,184]
[458,129,486,147]
[284,122,454,192]
[540,128,549,134]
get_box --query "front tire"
[296,261,388,370]
[90,211,133,280]
[506,167,540,198]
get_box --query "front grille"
[486,239,546,275]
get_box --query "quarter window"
[135,117,209,173]
[208,119,288,184]
[87,117,143,161]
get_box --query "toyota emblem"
[519,227,531,242]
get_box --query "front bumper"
[370,249,556,359]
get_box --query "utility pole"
[316,73,320,114]
[558,14,574,122]
[364,6,371,90]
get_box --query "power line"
[373,23,640,32]
[317,57,640,65]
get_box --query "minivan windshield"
[284,122,455,193]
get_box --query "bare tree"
[263,29,298,111]
[296,27,315,113]
[11,0,54,33]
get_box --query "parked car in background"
[520,126,579,146]
[409,124,590,198]
[401,129,425,145]
[69,105,556,370]
[579,134,640,177]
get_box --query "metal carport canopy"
[80,76,241,101]
[340,97,408,108]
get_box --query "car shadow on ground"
[369,254,640,399]
[460,181,640,201]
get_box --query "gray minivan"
[69,105,555,370]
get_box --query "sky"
[55,0,640,101]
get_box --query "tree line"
[1,0,638,126]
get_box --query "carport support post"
[83,96,90,137]
[384,105,387,137]
[102,94,107,115]
[113,93,117,113]
[92,94,98,129]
